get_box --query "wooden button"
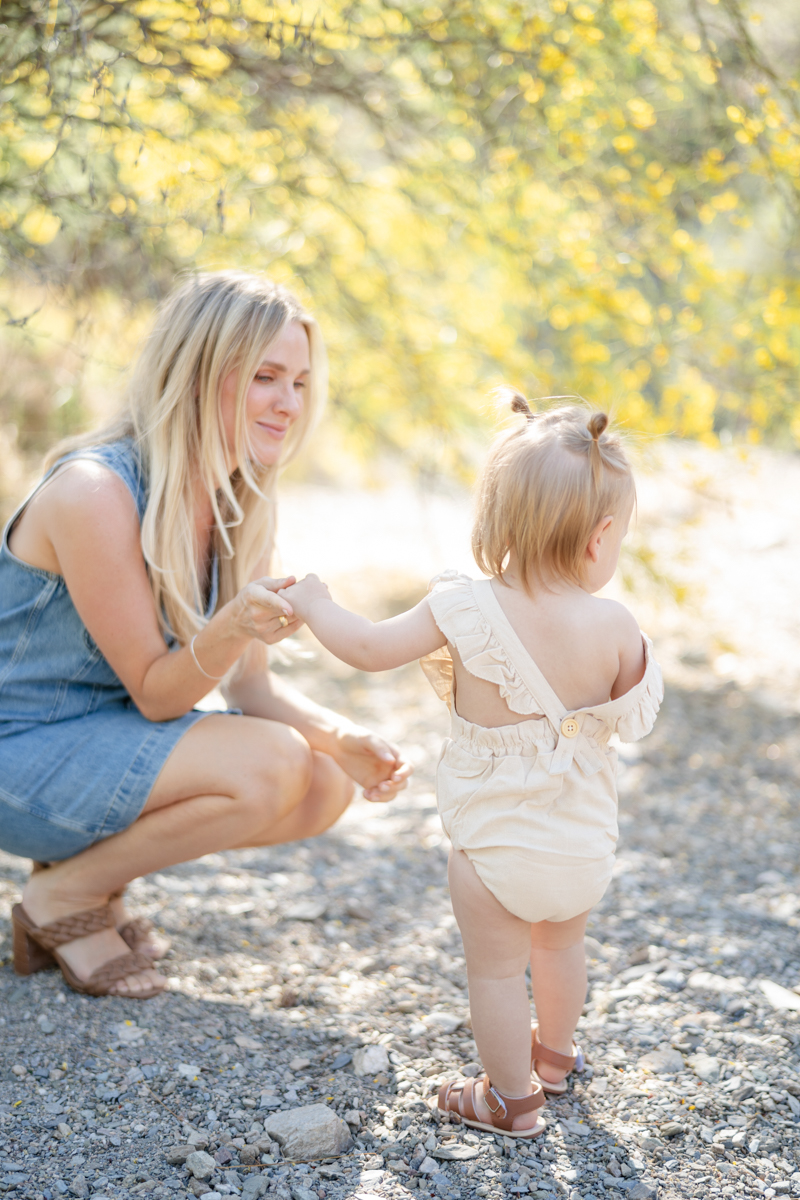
[561,717,579,738]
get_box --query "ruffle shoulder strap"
[419,572,542,715]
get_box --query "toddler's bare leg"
[448,849,541,1131]
[529,909,590,1086]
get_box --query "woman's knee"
[241,724,313,817]
[307,753,354,832]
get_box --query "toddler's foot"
[471,1076,545,1133]
[531,1025,582,1095]
[438,1075,545,1137]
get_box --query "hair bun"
[510,392,536,421]
[588,412,609,441]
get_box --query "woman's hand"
[228,575,304,645]
[331,726,413,803]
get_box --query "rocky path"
[2,444,800,1200]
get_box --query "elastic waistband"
[449,710,611,756]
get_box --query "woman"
[0,271,409,999]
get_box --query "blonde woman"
[1,271,409,1000]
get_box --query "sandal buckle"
[484,1087,507,1118]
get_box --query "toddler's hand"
[279,573,331,620]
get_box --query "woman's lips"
[256,422,289,439]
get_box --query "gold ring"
[278,615,289,627]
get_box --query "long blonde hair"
[45,271,327,644]
[472,392,634,590]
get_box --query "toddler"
[280,395,662,1139]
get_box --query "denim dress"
[0,439,215,861]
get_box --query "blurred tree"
[0,0,798,471]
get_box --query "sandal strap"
[20,903,115,951]
[459,1076,480,1123]
[119,916,154,949]
[87,950,154,989]
[482,1075,545,1132]
[531,1026,578,1072]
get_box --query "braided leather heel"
[11,903,163,999]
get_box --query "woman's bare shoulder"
[11,458,139,574]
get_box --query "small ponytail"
[588,412,608,441]
[510,392,536,422]
[587,411,610,488]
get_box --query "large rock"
[165,1146,195,1165]
[637,1046,684,1075]
[263,1104,353,1160]
[242,1176,269,1200]
[185,1151,216,1181]
[688,1053,720,1083]
[352,1045,390,1077]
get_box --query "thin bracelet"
[190,634,227,681]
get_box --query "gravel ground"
[3,445,800,1200]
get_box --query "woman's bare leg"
[21,715,351,997]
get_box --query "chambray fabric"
[0,439,215,860]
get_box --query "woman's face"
[219,320,310,471]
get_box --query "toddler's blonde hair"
[472,392,634,590]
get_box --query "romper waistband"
[449,710,612,776]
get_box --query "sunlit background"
[1,0,800,684]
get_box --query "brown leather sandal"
[531,1024,585,1095]
[12,902,164,999]
[438,1073,546,1138]
[30,862,170,960]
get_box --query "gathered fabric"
[420,572,663,924]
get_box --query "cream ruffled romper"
[421,573,664,924]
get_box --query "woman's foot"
[21,869,166,998]
[32,863,169,961]
[108,894,171,960]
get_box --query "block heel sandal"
[11,903,163,999]
[438,1074,546,1138]
[531,1024,585,1095]
[30,862,170,960]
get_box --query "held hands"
[277,573,331,622]
[231,576,303,644]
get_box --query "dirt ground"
[2,440,800,1200]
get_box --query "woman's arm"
[18,462,299,722]
[223,642,412,800]
[279,574,446,670]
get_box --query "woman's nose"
[273,382,303,418]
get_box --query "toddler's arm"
[610,603,647,698]
[279,574,446,671]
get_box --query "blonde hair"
[45,271,327,645]
[472,391,634,590]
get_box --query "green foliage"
[0,0,798,469]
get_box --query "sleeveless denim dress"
[0,439,216,861]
